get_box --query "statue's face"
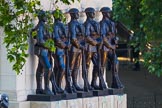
[103,12,111,18]
[72,12,79,19]
[88,12,95,19]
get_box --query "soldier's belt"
[77,36,84,40]
[90,34,100,38]
[90,32,99,35]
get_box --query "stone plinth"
[98,96,114,108]
[9,94,127,108]
[9,101,30,108]
[30,100,67,108]
[67,98,82,108]
[114,94,127,108]
[83,97,99,108]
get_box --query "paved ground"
[106,60,162,98]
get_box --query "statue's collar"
[87,18,94,21]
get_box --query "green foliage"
[0,0,79,74]
[44,39,56,52]
[113,0,162,76]
[143,42,162,77]
[0,0,40,74]
[53,8,66,23]
[56,0,80,5]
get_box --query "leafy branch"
[0,0,79,74]
[113,0,162,76]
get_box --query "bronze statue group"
[32,7,124,96]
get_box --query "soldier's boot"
[65,70,74,93]
[99,67,107,90]
[111,72,124,89]
[44,70,54,95]
[36,72,44,94]
[57,69,65,93]
[83,69,89,92]
[50,72,64,95]
[91,67,100,90]
[72,69,83,91]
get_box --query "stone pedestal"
[67,98,82,108]
[114,94,127,108]
[9,94,127,108]
[30,100,67,108]
[98,96,114,108]
[83,97,99,108]
[9,101,30,108]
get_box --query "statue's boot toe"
[99,82,107,90]
[44,88,54,95]
[57,87,64,94]
[92,84,100,90]
[36,89,44,94]
[84,86,89,92]
[74,84,83,91]
[65,86,74,94]
[88,85,94,91]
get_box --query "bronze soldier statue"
[52,10,69,94]
[84,7,102,90]
[33,10,53,95]
[68,8,84,92]
[100,7,116,89]
[100,7,124,89]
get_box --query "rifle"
[81,42,89,92]
[97,36,107,90]
[65,27,73,93]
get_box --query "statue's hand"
[111,45,116,50]
[65,44,70,50]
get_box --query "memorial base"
[93,89,109,96]
[108,88,124,95]
[77,91,93,98]
[27,94,62,101]
[62,93,77,100]
[93,88,124,96]
[9,94,127,108]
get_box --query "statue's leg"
[50,55,64,94]
[49,55,57,94]
[72,52,83,91]
[36,59,44,94]
[99,51,108,89]
[91,52,100,90]
[40,54,53,95]
[86,52,94,90]
[110,52,124,89]
[53,54,59,85]
[57,55,66,92]
[114,56,124,88]
[82,50,89,92]
[65,52,76,93]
